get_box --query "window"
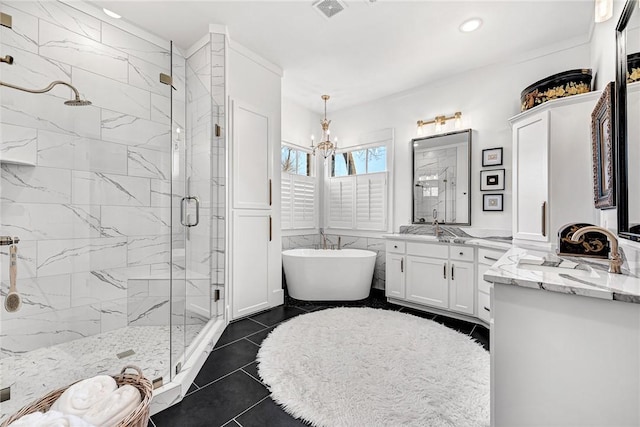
[330,145,387,177]
[282,145,311,176]
[326,139,391,232]
[281,144,317,230]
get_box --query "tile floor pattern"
[149,293,490,427]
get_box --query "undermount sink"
[516,260,598,278]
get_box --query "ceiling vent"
[313,0,347,19]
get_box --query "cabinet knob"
[394,245,398,248]
[459,252,464,255]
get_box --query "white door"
[385,254,405,299]
[449,261,474,315]
[513,111,549,242]
[232,101,271,210]
[405,256,448,309]
[231,210,271,318]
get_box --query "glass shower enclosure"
[0,2,223,420]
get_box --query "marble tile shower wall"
[282,234,386,290]
[0,1,174,356]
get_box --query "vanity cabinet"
[406,255,449,309]
[386,240,476,317]
[510,92,600,247]
[476,248,504,323]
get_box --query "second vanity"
[383,232,510,325]
[485,246,640,427]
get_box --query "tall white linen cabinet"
[229,45,283,319]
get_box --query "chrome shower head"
[64,98,92,106]
[0,79,91,106]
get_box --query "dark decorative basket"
[520,69,592,111]
[628,52,640,83]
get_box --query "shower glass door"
[169,41,214,378]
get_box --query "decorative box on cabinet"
[510,91,600,248]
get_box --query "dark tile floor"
[149,292,489,427]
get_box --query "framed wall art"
[591,81,615,209]
[483,194,504,211]
[482,147,503,167]
[480,169,505,191]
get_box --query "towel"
[51,375,117,417]
[82,385,141,427]
[8,410,94,427]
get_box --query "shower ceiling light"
[459,18,482,33]
[103,8,121,19]
[594,0,613,22]
[311,95,338,159]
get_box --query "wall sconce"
[416,112,462,136]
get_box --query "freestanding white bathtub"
[282,248,376,301]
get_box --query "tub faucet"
[570,226,622,274]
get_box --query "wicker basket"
[1,366,153,427]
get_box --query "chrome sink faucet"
[570,226,622,274]
[320,230,327,250]
[432,209,442,237]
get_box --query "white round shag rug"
[257,307,489,427]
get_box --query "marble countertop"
[484,247,640,304]
[382,233,512,251]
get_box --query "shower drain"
[116,349,135,359]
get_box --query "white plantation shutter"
[327,177,354,229]
[292,175,316,229]
[355,172,387,231]
[281,173,317,230]
[281,177,292,229]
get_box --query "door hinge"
[1,12,12,29]
[159,73,176,90]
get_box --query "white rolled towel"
[82,385,141,427]
[51,375,117,417]
[8,410,94,427]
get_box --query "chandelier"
[311,94,337,159]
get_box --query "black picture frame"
[483,194,503,211]
[480,169,505,191]
[482,147,503,167]
[616,0,640,242]
[591,81,616,210]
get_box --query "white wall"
[327,42,591,231]
[282,98,320,147]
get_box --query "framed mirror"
[616,0,640,241]
[412,129,471,225]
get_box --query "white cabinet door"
[449,261,474,315]
[232,210,271,318]
[385,254,405,299]
[232,101,271,210]
[513,111,549,242]
[405,256,448,309]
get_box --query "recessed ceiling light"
[459,18,482,33]
[103,8,121,19]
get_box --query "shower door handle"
[180,196,200,227]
